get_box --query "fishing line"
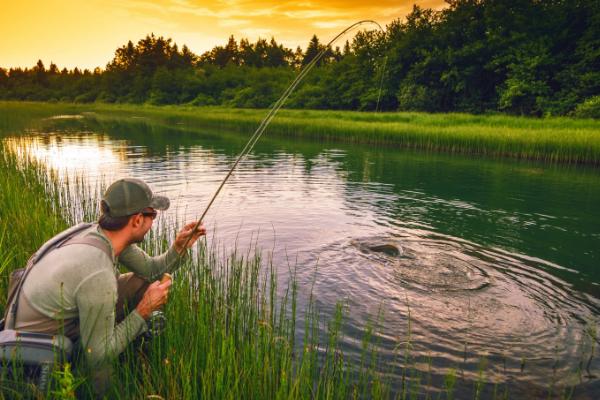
[179,19,386,251]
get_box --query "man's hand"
[136,280,172,320]
[174,221,206,254]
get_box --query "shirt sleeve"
[118,244,187,281]
[75,269,147,366]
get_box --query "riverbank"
[2,101,600,165]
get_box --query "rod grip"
[161,273,172,284]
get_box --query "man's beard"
[131,230,147,244]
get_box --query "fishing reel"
[144,310,167,338]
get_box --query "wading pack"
[0,222,111,392]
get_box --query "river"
[4,112,600,398]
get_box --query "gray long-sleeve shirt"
[13,224,185,366]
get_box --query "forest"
[1,0,598,117]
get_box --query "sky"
[1,0,445,70]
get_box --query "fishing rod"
[179,20,386,252]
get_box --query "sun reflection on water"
[4,133,125,180]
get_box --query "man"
[5,178,205,392]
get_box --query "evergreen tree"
[34,59,47,86]
[302,35,322,66]
[343,40,351,56]
[293,46,304,70]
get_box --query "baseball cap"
[102,178,170,217]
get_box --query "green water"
[2,110,600,397]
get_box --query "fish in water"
[367,243,401,257]
[352,238,403,258]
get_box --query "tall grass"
[0,144,68,303]
[2,101,600,164]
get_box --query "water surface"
[4,114,600,398]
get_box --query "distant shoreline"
[2,101,600,165]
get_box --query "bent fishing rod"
[178,20,385,253]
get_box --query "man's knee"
[115,273,150,322]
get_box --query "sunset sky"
[1,0,445,70]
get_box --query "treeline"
[1,0,599,117]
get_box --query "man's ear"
[130,213,143,229]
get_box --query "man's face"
[130,208,157,244]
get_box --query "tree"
[180,45,198,67]
[293,46,304,69]
[201,35,240,67]
[265,38,292,67]
[34,59,47,86]
[498,40,552,115]
[342,40,351,56]
[437,0,496,112]
[224,35,240,66]
[0,68,8,92]
[383,6,440,111]
[302,35,325,66]
[149,66,178,104]
[107,40,136,71]
[239,38,255,66]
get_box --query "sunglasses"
[141,209,158,220]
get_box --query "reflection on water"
[4,115,600,397]
[7,134,122,173]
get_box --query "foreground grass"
[2,101,600,164]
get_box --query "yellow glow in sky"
[1,0,445,70]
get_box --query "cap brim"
[149,195,170,211]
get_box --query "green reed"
[0,143,67,277]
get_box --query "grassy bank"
[2,101,600,164]
[0,139,398,398]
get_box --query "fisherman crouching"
[2,178,205,396]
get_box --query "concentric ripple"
[352,236,491,292]
[304,229,600,393]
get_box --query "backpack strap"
[6,223,110,330]
[30,223,94,265]
[59,236,112,260]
